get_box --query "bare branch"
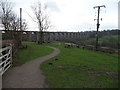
[31,1,51,44]
[24,9,38,23]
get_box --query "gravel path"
[2,46,60,88]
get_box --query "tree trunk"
[38,31,43,44]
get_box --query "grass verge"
[41,42,118,88]
[13,41,53,66]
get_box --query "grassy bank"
[86,35,120,49]
[13,42,53,66]
[41,43,118,88]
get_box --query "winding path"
[3,46,60,88]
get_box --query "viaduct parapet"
[2,30,93,44]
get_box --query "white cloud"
[8,0,119,31]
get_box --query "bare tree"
[0,0,14,31]
[22,19,28,30]
[31,1,51,44]
[0,0,27,46]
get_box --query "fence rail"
[0,45,12,75]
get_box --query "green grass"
[86,35,120,49]
[22,41,37,45]
[13,41,53,66]
[41,43,118,88]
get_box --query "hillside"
[86,35,120,49]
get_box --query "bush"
[86,35,119,49]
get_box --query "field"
[86,35,119,49]
[41,43,118,88]
[12,41,118,88]
[13,42,53,66]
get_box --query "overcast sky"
[4,0,120,32]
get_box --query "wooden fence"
[0,45,12,75]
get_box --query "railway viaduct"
[2,30,92,44]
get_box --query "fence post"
[0,44,12,90]
[0,76,2,90]
[10,44,12,66]
[0,50,2,90]
[0,30,2,90]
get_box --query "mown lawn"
[41,43,118,88]
[13,41,53,66]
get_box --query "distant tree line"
[84,29,119,38]
[84,29,119,49]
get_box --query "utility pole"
[20,8,22,45]
[93,5,105,51]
